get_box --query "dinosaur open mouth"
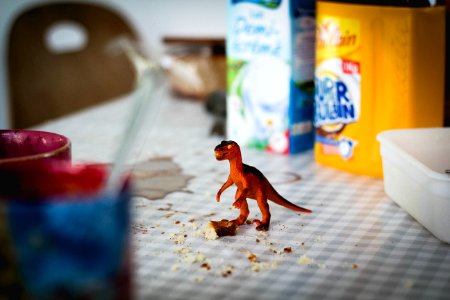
[215,151,227,159]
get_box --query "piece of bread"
[205,219,238,240]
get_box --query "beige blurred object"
[161,37,226,101]
[7,2,139,128]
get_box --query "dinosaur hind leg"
[233,190,249,226]
[253,196,271,231]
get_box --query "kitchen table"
[35,89,450,300]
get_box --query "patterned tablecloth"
[36,91,450,300]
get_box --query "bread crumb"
[283,247,292,254]
[170,233,187,245]
[352,263,358,269]
[244,249,280,272]
[244,250,258,263]
[194,276,204,283]
[299,255,326,269]
[250,260,280,272]
[175,247,190,254]
[201,262,212,271]
[189,222,199,230]
[219,265,235,277]
[299,255,314,265]
[182,252,207,264]
[204,225,219,240]
[171,263,180,272]
[250,262,270,272]
[193,228,206,238]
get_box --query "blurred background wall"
[0,0,226,128]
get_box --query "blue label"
[314,74,356,126]
[231,14,282,56]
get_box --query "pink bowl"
[0,130,71,166]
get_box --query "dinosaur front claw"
[232,199,243,209]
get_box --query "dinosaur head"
[214,140,240,161]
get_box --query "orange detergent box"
[314,0,446,177]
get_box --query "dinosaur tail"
[268,184,312,213]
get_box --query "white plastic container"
[377,128,450,244]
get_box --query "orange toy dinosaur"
[214,140,312,231]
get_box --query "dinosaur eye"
[227,144,232,149]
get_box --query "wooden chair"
[7,2,139,128]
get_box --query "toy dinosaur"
[214,140,311,231]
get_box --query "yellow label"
[316,16,361,63]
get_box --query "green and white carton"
[226,0,315,154]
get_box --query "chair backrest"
[8,2,138,128]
